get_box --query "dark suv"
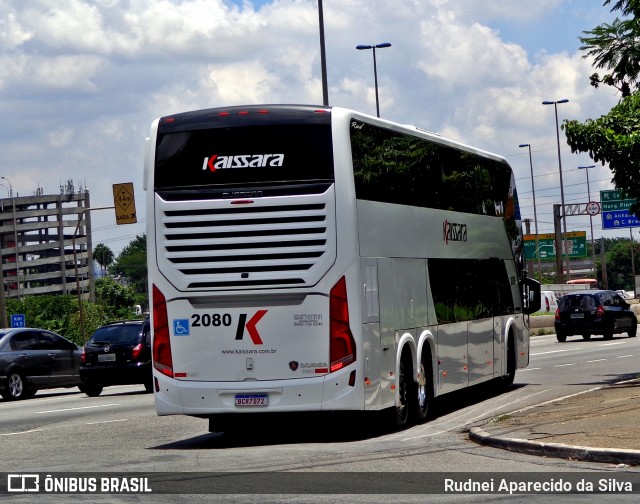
[554,290,637,342]
[80,320,152,396]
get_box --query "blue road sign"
[601,209,640,229]
[10,314,26,328]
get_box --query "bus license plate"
[235,394,268,407]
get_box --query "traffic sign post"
[10,314,25,328]
[113,183,137,225]
[600,190,640,229]
[524,232,588,260]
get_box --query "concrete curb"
[469,427,640,466]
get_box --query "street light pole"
[356,42,392,117]
[1,176,12,198]
[543,99,570,282]
[519,143,542,282]
[578,164,597,277]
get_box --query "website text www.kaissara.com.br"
[221,349,277,355]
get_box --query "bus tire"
[501,332,516,389]
[411,351,433,423]
[388,355,410,429]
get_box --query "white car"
[616,289,630,300]
[541,290,558,313]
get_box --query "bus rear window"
[154,124,334,193]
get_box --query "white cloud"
[0,12,33,49]
[0,0,626,250]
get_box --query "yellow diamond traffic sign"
[112,183,137,225]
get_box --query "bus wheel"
[389,357,410,428]
[411,356,433,423]
[501,333,516,389]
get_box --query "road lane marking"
[1,429,44,436]
[586,359,607,363]
[520,367,541,371]
[36,404,119,414]
[86,419,128,425]
[554,363,576,367]
[617,354,634,358]
[531,348,582,356]
[598,341,627,347]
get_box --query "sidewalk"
[469,377,640,466]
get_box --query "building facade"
[0,186,94,302]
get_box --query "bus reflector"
[152,284,174,378]
[329,276,356,373]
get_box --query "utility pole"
[553,204,565,283]
[600,237,608,289]
[0,240,6,328]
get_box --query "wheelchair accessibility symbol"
[173,319,190,336]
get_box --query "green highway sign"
[523,232,587,260]
[600,189,635,211]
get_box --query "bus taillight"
[329,276,356,372]
[152,284,174,378]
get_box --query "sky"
[0,0,629,257]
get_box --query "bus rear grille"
[158,200,335,290]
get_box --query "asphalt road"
[2,333,639,503]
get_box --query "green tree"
[110,235,147,297]
[93,243,114,277]
[565,1,640,210]
[95,277,137,320]
[597,238,640,290]
[5,294,110,346]
[579,0,640,97]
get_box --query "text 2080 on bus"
[144,105,541,431]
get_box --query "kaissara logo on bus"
[202,153,285,172]
[235,310,268,345]
[443,220,468,245]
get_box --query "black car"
[554,290,638,342]
[80,320,152,396]
[0,328,82,400]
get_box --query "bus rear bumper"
[153,367,361,416]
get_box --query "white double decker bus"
[144,105,540,430]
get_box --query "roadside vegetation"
[3,236,147,347]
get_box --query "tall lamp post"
[519,143,542,282]
[0,176,12,198]
[356,42,392,117]
[542,98,570,282]
[578,164,597,277]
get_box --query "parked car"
[554,290,638,342]
[0,328,81,400]
[540,290,558,313]
[80,320,152,396]
[615,289,630,300]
